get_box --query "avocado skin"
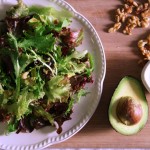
[108,76,148,135]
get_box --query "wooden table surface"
[51,0,150,148]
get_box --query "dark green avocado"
[108,76,148,135]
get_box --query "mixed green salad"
[0,0,94,134]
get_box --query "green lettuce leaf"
[6,0,29,18]
[18,33,55,53]
[29,6,72,21]
[45,75,71,103]
[58,50,88,75]
[7,89,44,120]
[34,106,54,125]
[28,14,71,33]
[7,118,19,133]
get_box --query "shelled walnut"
[141,9,150,18]
[108,0,150,35]
[108,22,122,33]
[124,4,133,14]
[123,16,141,35]
[141,17,150,28]
[138,35,150,60]
[135,3,149,14]
[115,8,127,23]
[124,0,138,7]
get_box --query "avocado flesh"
[109,76,148,135]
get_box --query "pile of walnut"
[138,34,150,60]
[108,0,150,35]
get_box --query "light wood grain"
[50,0,150,148]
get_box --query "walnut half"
[108,22,122,33]
[138,35,150,60]
[141,17,150,28]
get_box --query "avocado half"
[108,76,148,135]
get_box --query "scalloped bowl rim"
[0,0,106,149]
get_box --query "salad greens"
[0,0,94,134]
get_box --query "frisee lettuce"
[45,76,71,103]
[0,0,94,134]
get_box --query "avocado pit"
[116,96,143,126]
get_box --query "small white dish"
[141,61,150,92]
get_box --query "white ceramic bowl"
[0,0,106,150]
[141,61,150,92]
